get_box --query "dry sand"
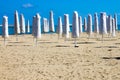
[0,33,120,80]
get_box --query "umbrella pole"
[75,38,76,46]
[88,34,90,41]
[50,33,52,38]
[65,36,68,42]
[102,34,104,43]
[4,37,6,46]
[23,33,25,36]
[58,34,59,40]
[33,38,37,46]
[74,38,77,47]
[95,33,97,39]
[16,34,18,41]
[97,33,99,39]
[35,38,38,46]
[110,34,112,41]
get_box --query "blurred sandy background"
[0,33,120,80]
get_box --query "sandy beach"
[0,33,120,80]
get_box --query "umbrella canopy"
[20,14,25,34]
[114,14,118,30]
[32,16,36,36]
[94,13,99,34]
[2,16,9,38]
[79,16,83,34]
[49,11,55,32]
[87,14,92,35]
[107,15,112,34]
[14,10,20,35]
[112,18,116,37]
[63,14,70,39]
[34,13,41,38]
[57,16,63,37]
[84,17,87,31]
[99,12,107,35]
[43,18,49,33]
[26,20,30,33]
[72,11,79,38]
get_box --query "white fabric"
[72,11,79,38]
[114,14,118,30]
[94,13,99,33]
[43,18,49,32]
[57,17,63,36]
[79,16,83,33]
[87,14,92,35]
[63,14,70,38]
[112,18,116,37]
[14,10,20,34]
[49,11,55,32]
[34,13,41,38]
[20,14,25,34]
[32,16,36,36]
[2,16,9,38]
[27,20,30,33]
[107,15,112,34]
[84,17,87,31]
[100,12,107,34]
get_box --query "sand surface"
[0,33,120,80]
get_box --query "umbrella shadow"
[0,40,11,41]
[39,42,58,44]
[7,44,32,46]
[95,46,119,48]
[76,42,96,44]
[9,41,25,43]
[56,45,70,47]
[115,43,120,45]
[102,57,120,60]
[96,38,117,41]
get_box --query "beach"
[0,33,120,80]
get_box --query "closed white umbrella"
[14,10,20,41]
[43,18,49,33]
[72,11,79,38]
[100,12,107,42]
[34,13,41,38]
[87,14,92,37]
[94,13,99,34]
[26,20,30,33]
[32,16,36,36]
[33,13,41,45]
[106,16,109,32]
[47,20,49,32]
[100,12,107,35]
[2,16,9,45]
[20,14,25,34]
[114,14,118,30]
[107,15,112,37]
[57,16,63,39]
[49,11,55,32]
[79,16,83,34]
[63,14,70,40]
[72,11,79,47]
[84,17,87,32]
[112,18,116,37]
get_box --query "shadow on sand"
[9,41,25,43]
[7,45,32,46]
[74,42,96,44]
[56,45,70,47]
[102,57,120,60]
[39,42,58,44]
[95,46,119,48]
